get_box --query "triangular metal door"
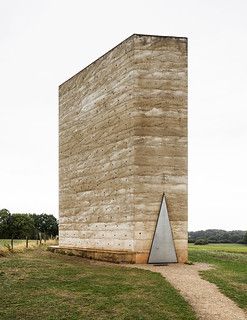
[148,194,177,264]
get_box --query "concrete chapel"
[58,34,188,263]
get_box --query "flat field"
[0,239,58,251]
[189,243,247,311]
[0,239,37,248]
[0,247,197,320]
[189,243,247,254]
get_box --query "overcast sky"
[0,0,246,231]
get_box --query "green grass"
[189,243,247,254]
[0,247,197,320]
[189,243,247,311]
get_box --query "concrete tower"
[58,34,188,263]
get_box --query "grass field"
[1,242,246,319]
[189,243,247,254]
[0,247,197,320]
[189,243,247,311]
[0,239,37,247]
[0,239,58,253]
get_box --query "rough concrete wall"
[59,37,137,251]
[59,34,187,263]
[131,35,188,262]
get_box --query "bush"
[237,239,244,244]
[194,238,208,245]
[243,232,247,244]
[188,239,195,243]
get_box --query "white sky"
[0,0,246,231]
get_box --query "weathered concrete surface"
[59,34,187,263]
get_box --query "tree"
[194,238,208,245]
[34,214,58,242]
[10,214,35,247]
[188,229,246,243]
[0,209,11,238]
[0,209,15,249]
[243,231,247,244]
[0,210,58,244]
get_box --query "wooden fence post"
[11,236,13,251]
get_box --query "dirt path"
[126,263,247,320]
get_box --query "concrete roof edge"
[59,33,187,88]
[132,33,188,40]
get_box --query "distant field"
[0,239,37,247]
[0,239,58,252]
[189,243,247,253]
[189,243,247,311]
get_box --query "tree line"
[189,229,247,244]
[0,209,58,244]
[1,208,246,246]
